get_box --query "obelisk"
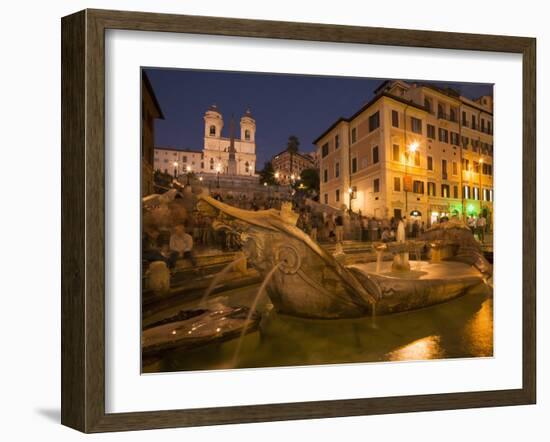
[227,115,237,175]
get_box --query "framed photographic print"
[61,9,536,433]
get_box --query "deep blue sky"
[145,68,492,168]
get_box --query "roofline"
[459,98,493,116]
[155,146,203,153]
[271,148,317,162]
[312,92,427,145]
[142,70,165,120]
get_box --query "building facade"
[271,149,316,184]
[314,80,494,226]
[154,105,257,178]
[141,71,164,196]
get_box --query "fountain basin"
[349,260,485,315]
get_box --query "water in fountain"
[414,246,422,269]
[371,302,378,329]
[375,249,383,274]
[231,262,283,367]
[199,255,246,307]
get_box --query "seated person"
[169,225,197,267]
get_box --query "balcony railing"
[438,111,449,120]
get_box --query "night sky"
[144,68,493,168]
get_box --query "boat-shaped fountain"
[195,195,492,319]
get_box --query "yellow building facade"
[314,80,493,226]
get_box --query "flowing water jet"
[199,255,246,307]
[231,262,283,367]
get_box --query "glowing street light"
[408,141,419,153]
[186,165,192,185]
[216,163,221,188]
[173,161,178,178]
[274,171,280,179]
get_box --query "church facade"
[154,105,257,177]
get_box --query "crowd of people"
[142,187,491,272]
[294,207,430,244]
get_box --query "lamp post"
[173,161,178,178]
[404,141,418,216]
[186,165,192,185]
[348,187,354,212]
[479,158,484,217]
[216,164,221,188]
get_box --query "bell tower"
[204,104,223,138]
[240,108,256,143]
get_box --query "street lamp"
[348,186,355,211]
[404,141,418,215]
[173,161,178,178]
[186,165,192,185]
[478,158,484,216]
[216,163,221,188]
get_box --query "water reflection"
[152,284,493,373]
[387,336,443,361]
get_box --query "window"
[471,114,477,130]
[209,125,216,136]
[462,111,467,125]
[413,180,424,194]
[438,128,449,143]
[450,108,457,122]
[373,178,380,193]
[209,158,214,170]
[427,156,433,171]
[441,184,450,198]
[442,159,448,179]
[351,157,358,173]
[414,150,420,166]
[245,129,251,140]
[394,177,401,191]
[335,162,340,178]
[392,144,400,161]
[392,110,399,127]
[450,132,459,145]
[463,185,470,199]
[427,124,436,139]
[245,161,250,173]
[335,189,340,202]
[438,103,445,119]
[481,118,485,132]
[452,161,458,175]
[428,182,436,196]
[324,193,328,204]
[321,143,329,158]
[453,185,459,199]
[473,161,480,173]
[372,146,379,164]
[461,136,469,148]
[473,187,480,200]
[351,128,357,143]
[323,168,328,183]
[424,98,432,113]
[335,134,340,149]
[411,117,422,134]
[182,155,187,163]
[369,111,380,131]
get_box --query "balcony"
[437,111,449,120]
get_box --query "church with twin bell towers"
[203,105,257,176]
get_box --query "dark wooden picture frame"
[61,9,536,433]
